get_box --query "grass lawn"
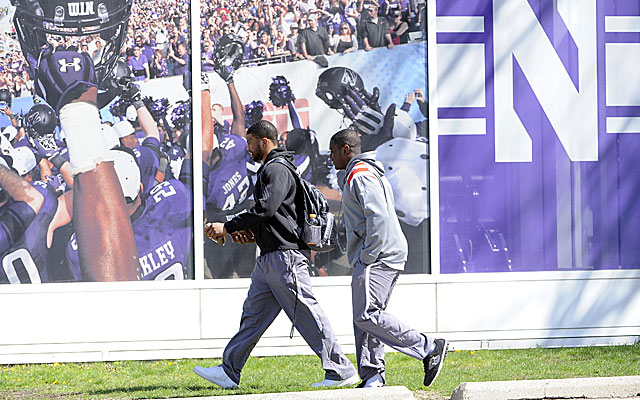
[0,344,638,399]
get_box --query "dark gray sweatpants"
[352,260,434,382]
[221,249,356,384]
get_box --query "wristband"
[49,154,67,170]
[132,99,145,110]
[58,102,110,175]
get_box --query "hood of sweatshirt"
[345,151,385,176]
[262,146,296,168]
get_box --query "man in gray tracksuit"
[329,128,447,388]
[195,120,358,389]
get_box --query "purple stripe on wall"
[603,3,640,16]
[606,106,640,117]
[436,0,487,16]
[436,33,486,44]
[438,107,487,119]
[604,32,640,42]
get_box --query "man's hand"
[205,222,227,245]
[35,45,97,112]
[231,228,255,244]
[387,43,395,50]
[415,89,425,103]
[405,91,416,104]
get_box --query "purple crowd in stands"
[0,0,192,98]
[123,0,191,85]
[201,0,426,67]
[0,32,33,98]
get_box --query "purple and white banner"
[435,0,640,272]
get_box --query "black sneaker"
[423,338,448,387]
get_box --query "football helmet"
[285,128,316,155]
[102,58,134,91]
[9,146,37,176]
[11,0,133,87]
[2,126,18,142]
[315,67,365,110]
[110,147,141,202]
[391,109,417,140]
[213,34,244,82]
[0,88,12,110]
[25,103,57,137]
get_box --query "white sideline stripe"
[438,118,486,135]
[606,117,640,133]
[436,16,485,33]
[605,16,640,33]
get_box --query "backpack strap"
[264,156,300,181]
[262,156,308,225]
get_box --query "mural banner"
[204,41,429,277]
[435,0,640,272]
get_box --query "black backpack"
[266,157,338,253]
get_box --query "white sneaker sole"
[313,373,360,387]
[193,366,238,389]
[338,374,361,387]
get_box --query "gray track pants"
[222,249,357,384]
[352,260,434,382]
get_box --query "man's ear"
[343,144,350,155]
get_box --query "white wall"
[1,270,638,364]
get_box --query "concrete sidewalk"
[450,376,640,400]
[154,376,640,400]
[159,386,415,400]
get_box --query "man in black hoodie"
[195,120,358,389]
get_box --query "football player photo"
[0,0,194,283]
[201,0,428,277]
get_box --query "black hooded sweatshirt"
[224,147,306,254]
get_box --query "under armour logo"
[58,58,82,73]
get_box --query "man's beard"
[251,149,264,162]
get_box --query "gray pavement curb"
[450,376,640,400]
[160,386,414,400]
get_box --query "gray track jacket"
[341,152,408,270]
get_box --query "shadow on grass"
[84,384,314,398]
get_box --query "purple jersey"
[133,137,161,194]
[0,181,58,284]
[206,135,252,215]
[67,179,193,281]
[12,136,30,149]
[167,144,186,181]
[294,154,313,182]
